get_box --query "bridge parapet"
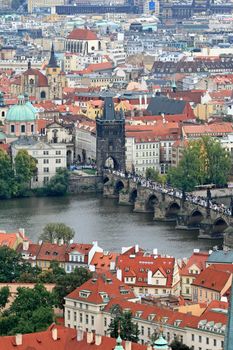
[102,171,233,239]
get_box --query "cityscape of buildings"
[0,0,233,349]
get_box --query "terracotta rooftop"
[67,28,98,41]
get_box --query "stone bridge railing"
[102,171,233,239]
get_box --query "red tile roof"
[180,252,209,277]
[23,68,48,87]
[67,28,98,41]
[90,252,119,271]
[0,324,148,350]
[37,242,67,262]
[66,272,136,304]
[192,265,232,292]
[117,255,176,288]
[183,123,233,137]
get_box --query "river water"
[0,195,222,258]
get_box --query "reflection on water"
[0,194,222,257]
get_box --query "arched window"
[10,124,15,133]
[31,124,34,133]
[21,125,26,133]
[40,91,46,99]
[1,111,5,117]
[29,78,34,85]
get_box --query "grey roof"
[102,97,116,121]
[147,96,186,115]
[207,250,233,264]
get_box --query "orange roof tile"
[67,28,98,40]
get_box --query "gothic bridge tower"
[96,97,125,175]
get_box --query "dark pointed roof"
[102,97,116,121]
[47,43,59,68]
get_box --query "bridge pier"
[119,191,132,206]
[103,184,118,199]
[175,212,198,231]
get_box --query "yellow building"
[193,103,215,121]
[85,100,104,120]
[27,0,65,13]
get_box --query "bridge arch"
[146,193,158,212]
[166,201,181,218]
[129,188,137,204]
[212,217,228,236]
[188,209,204,226]
[104,156,118,170]
[114,179,125,194]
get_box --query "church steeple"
[47,43,59,68]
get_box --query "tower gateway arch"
[96,96,125,175]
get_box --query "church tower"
[46,44,63,100]
[96,96,125,175]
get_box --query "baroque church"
[10,45,66,101]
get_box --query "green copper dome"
[6,95,36,122]
[153,334,168,349]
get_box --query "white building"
[11,138,67,188]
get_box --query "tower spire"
[224,282,233,350]
[47,43,59,68]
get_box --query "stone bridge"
[103,172,233,239]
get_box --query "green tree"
[53,267,92,308]
[46,168,69,196]
[170,339,191,350]
[39,223,75,243]
[0,287,10,309]
[168,136,231,191]
[0,246,34,282]
[108,304,140,342]
[0,149,14,199]
[146,168,160,182]
[14,149,36,195]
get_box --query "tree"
[46,168,69,196]
[53,267,92,308]
[168,136,231,191]
[39,223,75,243]
[0,287,10,309]
[0,149,14,199]
[170,339,191,350]
[0,246,35,283]
[108,304,140,342]
[146,168,160,182]
[14,149,36,195]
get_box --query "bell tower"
[96,97,125,175]
[46,44,63,100]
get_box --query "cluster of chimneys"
[13,328,155,350]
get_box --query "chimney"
[23,240,29,251]
[77,327,84,341]
[52,327,58,341]
[135,244,139,253]
[19,228,25,238]
[87,331,93,344]
[95,334,102,346]
[15,334,22,346]
[53,238,58,244]
[125,340,132,350]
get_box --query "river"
[0,195,222,258]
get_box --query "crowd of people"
[105,169,233,217]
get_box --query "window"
[104,317,107,327]
[191,334,194,341]
[10,124,15,133]
[74,312,77,322]
[80,313,83,323]
[44,159,49,164]
[147,328,151,337]
[56,159,61,164]
[43,176,49,184]
[213,339,216,346]
[31,124,34,133]
[91,316,94,326]
[44,167,49,173]
[43,151,49,155]
[141,326,144,336]
[199,336,202,343]
[206,337,209,345]
[86,314,89,324]
[21,125,26,133]
[67,310,70,320]
[56,150,61,155]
